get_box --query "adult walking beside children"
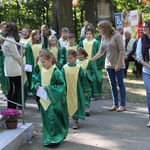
[2,22,21,109]
[91,20,126,112]
[136,19,150,127]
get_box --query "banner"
[115,13,124,29]
[115,10,139,39]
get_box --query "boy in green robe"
[61,50,91,129]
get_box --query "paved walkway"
[1,93,150,150]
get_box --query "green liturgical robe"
[79,38,105,96]
[25,42,47,91]
[61,64,91,120]
[0,47,9,94]
[77,59,102,105]
[32,65,69,146]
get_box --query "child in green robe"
[61,33,79,69]
[79,28,105,100]
[76,47,102,116]
[32,50,69,146]
[58,27,70,49]
[61,49,91,129]
[25,30,47,96]
[48,35,63,70]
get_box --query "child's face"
[68,37,75,45]
[33,33,40,41]
[49,38,57,45]
[40,56,52,69]
[61,31,69,40]
[77,53,84,59]
[85,31,93,40]
[67,54,76,64]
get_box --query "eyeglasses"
[142,26,149,29]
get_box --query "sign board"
[97,0,113,21]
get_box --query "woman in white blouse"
[2,22,21,109]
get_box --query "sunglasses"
[142,26,149,29]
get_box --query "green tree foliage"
[0,0,149,40]
[0,0,52,31]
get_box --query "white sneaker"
[146,120,150,127]
[28,92,33,97]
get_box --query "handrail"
[0,36,27,48]
[0,35,26,125]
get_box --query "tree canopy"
[0,0,149,39]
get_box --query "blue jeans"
[106,68,126,106]
[142,72,150,117]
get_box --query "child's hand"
[90,58,94,62]
[36,86,39,91]
[84,93,87,96]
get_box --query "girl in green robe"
[25,30,47,94]
[79,23,100,46]
[76,47,102,116]
[79,28,105,100]
[61,50,91,129]
[48,35,63,70]
[32,50,69,146]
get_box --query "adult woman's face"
[142,23,150,35]
[99,27,105,36]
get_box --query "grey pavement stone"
[0,91,150,150]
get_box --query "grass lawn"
[101,62,146,104]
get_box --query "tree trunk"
[52,0,73,38]
[84,0,97,27]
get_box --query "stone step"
[0,123,34,150]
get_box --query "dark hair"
[68,33,76,39]
[85,28,95,37]
[77,47,88,58]
[41,25,49,30]
[141,19,150,61]
[22,26,30,33]
[66,49,77,57]
[39,49,56,65]
[3,22,20,42]
[84,23,95,35]
[30,30,40,44]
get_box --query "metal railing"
[0,36,27,125]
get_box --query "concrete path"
[1,95,150,150]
